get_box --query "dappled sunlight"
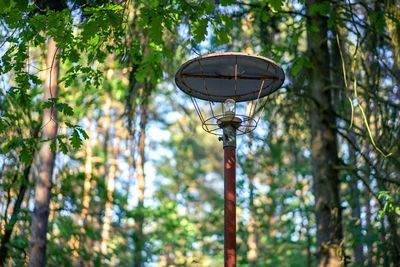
[0,0,399,267]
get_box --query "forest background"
[0,0,399,266]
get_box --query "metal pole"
[222,125,236,267]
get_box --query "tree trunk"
[81,110,93,226]
[133,95,148,267]
[384,0,400,85]
[100,93,118,262]
[305,1,344,266]
[77,108,93,267]
[305,215,312,267]
[100,135,119,262]
[330,14,364,265]
[365,195,373,266]
[0,165,31,266]
[348,133,364,266]
[157,244,172,267]
[246,177,258,266]
[28,37,60,267]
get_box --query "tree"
[1,0,399,266]
[28,36,61,267]
[306,0,344,265]
[132,84,149,267]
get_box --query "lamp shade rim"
[175,52,285,103]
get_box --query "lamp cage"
[175,52,285,136]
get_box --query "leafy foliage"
[0,0,399,266]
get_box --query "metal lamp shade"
[175,52,285,135]
[175,52,284,102]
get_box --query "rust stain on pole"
[224,146,236,267]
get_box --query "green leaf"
[0,0,12,13]
[103,4,123,11]
[65,121,74,128]
[203,1,215,14]
[149,16,163,44]
[215,28,230,44]
[50,138,57,153]
[20,145,32,164]
[291,57,306,76]
[4,137,21,153]
[192,18,208,43]
[58,103,74,116]
[15,0,28,11]
[59,141,68,154]
[369,12,385,33]
[0,118,7,133]
[70,129,83,149]
[135,64,148,82]
[219,0,234,5]
[67,49,80,63]
[57,135,68,154]
[310,1,331,16]
[261,12,270,23]
[77,128,89,140]
[268,0,284,12]
[42,100,55,109]
[82,20,99,42]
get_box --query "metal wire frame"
[187,70,272,136]
[201,113,257,136]
[176,53,282,136]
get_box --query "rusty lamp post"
[175,52,284,267]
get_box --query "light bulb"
[224,98,236,115]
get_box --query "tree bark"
[0,165,31,266]
[305,1,344,266]
[77,108,93,267]
[133,99,147,267]
[380,3,400,263]
[246,177,258,266]
[348,133,364,266]
[100,136,119,261]
[157,244,172,267]
[330,13,364,265]
[384,0,400,85]
[365,195,373,267]
[28,37,60,267]
[244,134,257,266]
[81,109,93,226]
[100,93,117,262]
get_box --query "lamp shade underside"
[175,52,285,103]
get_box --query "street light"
[224,98,236,115]
[175,52,284,267]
